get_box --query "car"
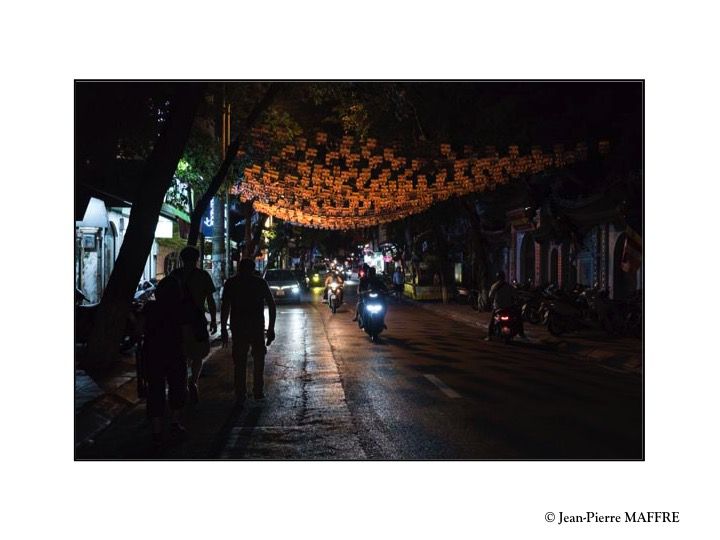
[264,269,303,303]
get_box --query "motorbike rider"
[485,271,528,341]
[352,264,373,322]
[324,270,345,303]
[354,267,388,325]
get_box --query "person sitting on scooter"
[354,266,388,326]
[324,271,344,303]
[353,264,376,322]
[486,271,528,341]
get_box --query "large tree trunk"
[251,212,267,258]
[470,228,491,309]
[211,194,226,305]
[242,201,254,258]
[187,84,280,247]
[461,199,492,309]
[83,83,203,369]
[433,225,452,304]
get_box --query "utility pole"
[223,97,232,276]
[210,92,230,304]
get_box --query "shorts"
[182,323,210,362]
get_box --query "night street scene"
[75,81,643,460]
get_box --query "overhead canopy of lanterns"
[233,126,608,230]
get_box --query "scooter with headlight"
[327,281,344,314]
[357,290,387,342]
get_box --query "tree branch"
[187,83,281,246]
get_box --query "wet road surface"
[79,284,642,459]
[219,287,642,459]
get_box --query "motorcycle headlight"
[312,275,320,282]
[369,292,378,298]
[330,283,338,290]
[366,304,383,314]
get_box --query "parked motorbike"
[134,280,157,303]
[545,290,617,336]
[75,288,147,360]
[357,290,387,342]
[327,281,344,314]
[515,287,544,324]
[490,307,523,344]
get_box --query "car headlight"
[291,286,299,294]
[366,304,383,314]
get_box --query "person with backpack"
[142,277,187,446]
[169,246,217,403]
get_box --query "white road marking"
[423,374,462,399]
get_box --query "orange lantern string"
[235,130,606,230]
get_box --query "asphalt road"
[219,283,642,459]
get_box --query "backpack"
[175,270,209,342]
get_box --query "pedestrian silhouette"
[142,277,187,446]
[221,258,277,405]
[169,246,217,404]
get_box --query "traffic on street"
[78,278,641,460]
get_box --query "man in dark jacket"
[221,258,276,405]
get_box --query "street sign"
[201,198,215,237]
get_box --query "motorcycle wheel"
[547,314,564,336]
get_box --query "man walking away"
[170,246,217,404]
[221,258,276,406]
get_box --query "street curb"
[74,343,225,453]
[75,378,139,450]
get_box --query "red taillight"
[500,316,510,321]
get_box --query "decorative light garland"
[232,127,608,230]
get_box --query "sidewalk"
[75,312,224,453]
[76,342,231,458]
[75,353,141,451]
[397,296,642,375]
